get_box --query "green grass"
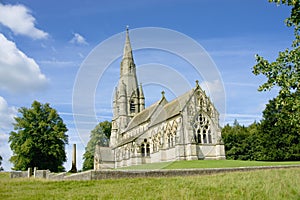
[119,159,300,170]
[1,168,300,199]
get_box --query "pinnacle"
[122,26,133,59]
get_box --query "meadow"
[119,159,300,170]
[1,161,300,200]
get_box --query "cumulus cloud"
[0,96,17,130]
[0,96,16,171]
[70,33,88,45]
[0,132,13,171]
[0,3,48,39]
[0,33,48,92]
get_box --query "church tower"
[110,27,145,147]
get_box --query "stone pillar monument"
[70,144,77,173]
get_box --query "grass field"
[119,159,300,170]
[1,167,300,199]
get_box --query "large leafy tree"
[252,0,300,160]
[222,120,259,160]
[9,101,68,172]
[254,95,300,160]
[82,121,111,171]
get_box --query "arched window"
[197,129,201,143]
[208,130,212,143]
[146,144,150,156]
[194,113,212,144]
[141,144,145,157]
[130,100,135,113]
[203,133,207,144]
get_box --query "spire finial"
[122,25,133,60]
[161,90,165,97]
[195,80,199,87]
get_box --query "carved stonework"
[94,28,225,169]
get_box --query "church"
[94,28,225,169]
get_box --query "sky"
[0,0,294,171]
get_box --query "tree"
[82,121,111,171]
[252,0,300,160]
[222,120,259,160]
[9,101,68,172]
[254,94,300,160]
[0,155,3,171]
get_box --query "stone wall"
[90,165,300,180]
[34,169,49,179]
[63,171,92,181]
[47,172,67,180]
[10,171,28,178]
[10,165,300,181]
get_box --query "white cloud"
[0,96,17,130]
[70,33,88,45]
[0,96,16,171]
[0,33,48,92]
[0,3,48,39]
[0,132,13,171]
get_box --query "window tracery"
[193,113,212,144]
[141,139,150,157]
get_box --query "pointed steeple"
[120,26,135,77]
[122,26,133,60]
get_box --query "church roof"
[114,85,201,148]
[114,99,165,148]
[115,131,145,148]
[124,96,168,131]
[149,88,195,127]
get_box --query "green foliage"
[9,101,68,172]
[0,155,3,171]
[82,121,111,171]
[269,0,300,47]
[253,0,299,99]
[254,94,300,160]
[250,0,300,161]
[222,120,259,160]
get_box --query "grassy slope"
[119,159,300,170]
[1,168,300,199]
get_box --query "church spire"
[122,26,133,60]
[111,26,143,146]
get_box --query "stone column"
[27,167,32,178]
[70,144,77,173]
[33,167,37,178]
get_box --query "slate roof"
[149,89,195,127]
[125,97,168,131]
[115,86,198,148]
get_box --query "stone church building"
[94,28,225,169]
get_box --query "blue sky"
[0,0,293,170]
